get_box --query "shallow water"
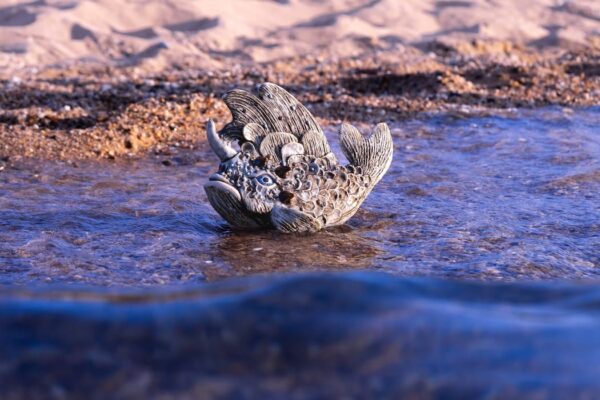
[1,107,600,398]
[1,107,599,284]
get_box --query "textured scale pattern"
[204,83,393,233]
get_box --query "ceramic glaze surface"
[204,83,393,232]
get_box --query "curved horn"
[206,119,237,161]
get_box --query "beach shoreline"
[1,0,599,162]
[2,42,599,163]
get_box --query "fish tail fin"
[339,122,393,185]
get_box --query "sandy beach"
[2,0,600,70]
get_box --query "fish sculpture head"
[204,83,393,233]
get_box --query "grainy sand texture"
[1,0,599,70]
[0,0,599,162]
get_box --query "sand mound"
[1,0,599,72]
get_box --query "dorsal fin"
[220,89,286,140]
[257,83,323,138]
[339,123,393,185]
[219,83,326,147]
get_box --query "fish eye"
[255,174,276,186]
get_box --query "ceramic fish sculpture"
[204,83,393,233]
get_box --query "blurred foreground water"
[3,273,600,399]
[0,107,599,398]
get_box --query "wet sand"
[1,42,600,163]
[1,0,599,163]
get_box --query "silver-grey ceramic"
[204,83,393,233]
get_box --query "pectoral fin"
[270,205,322,233]
[205,181,270,229]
